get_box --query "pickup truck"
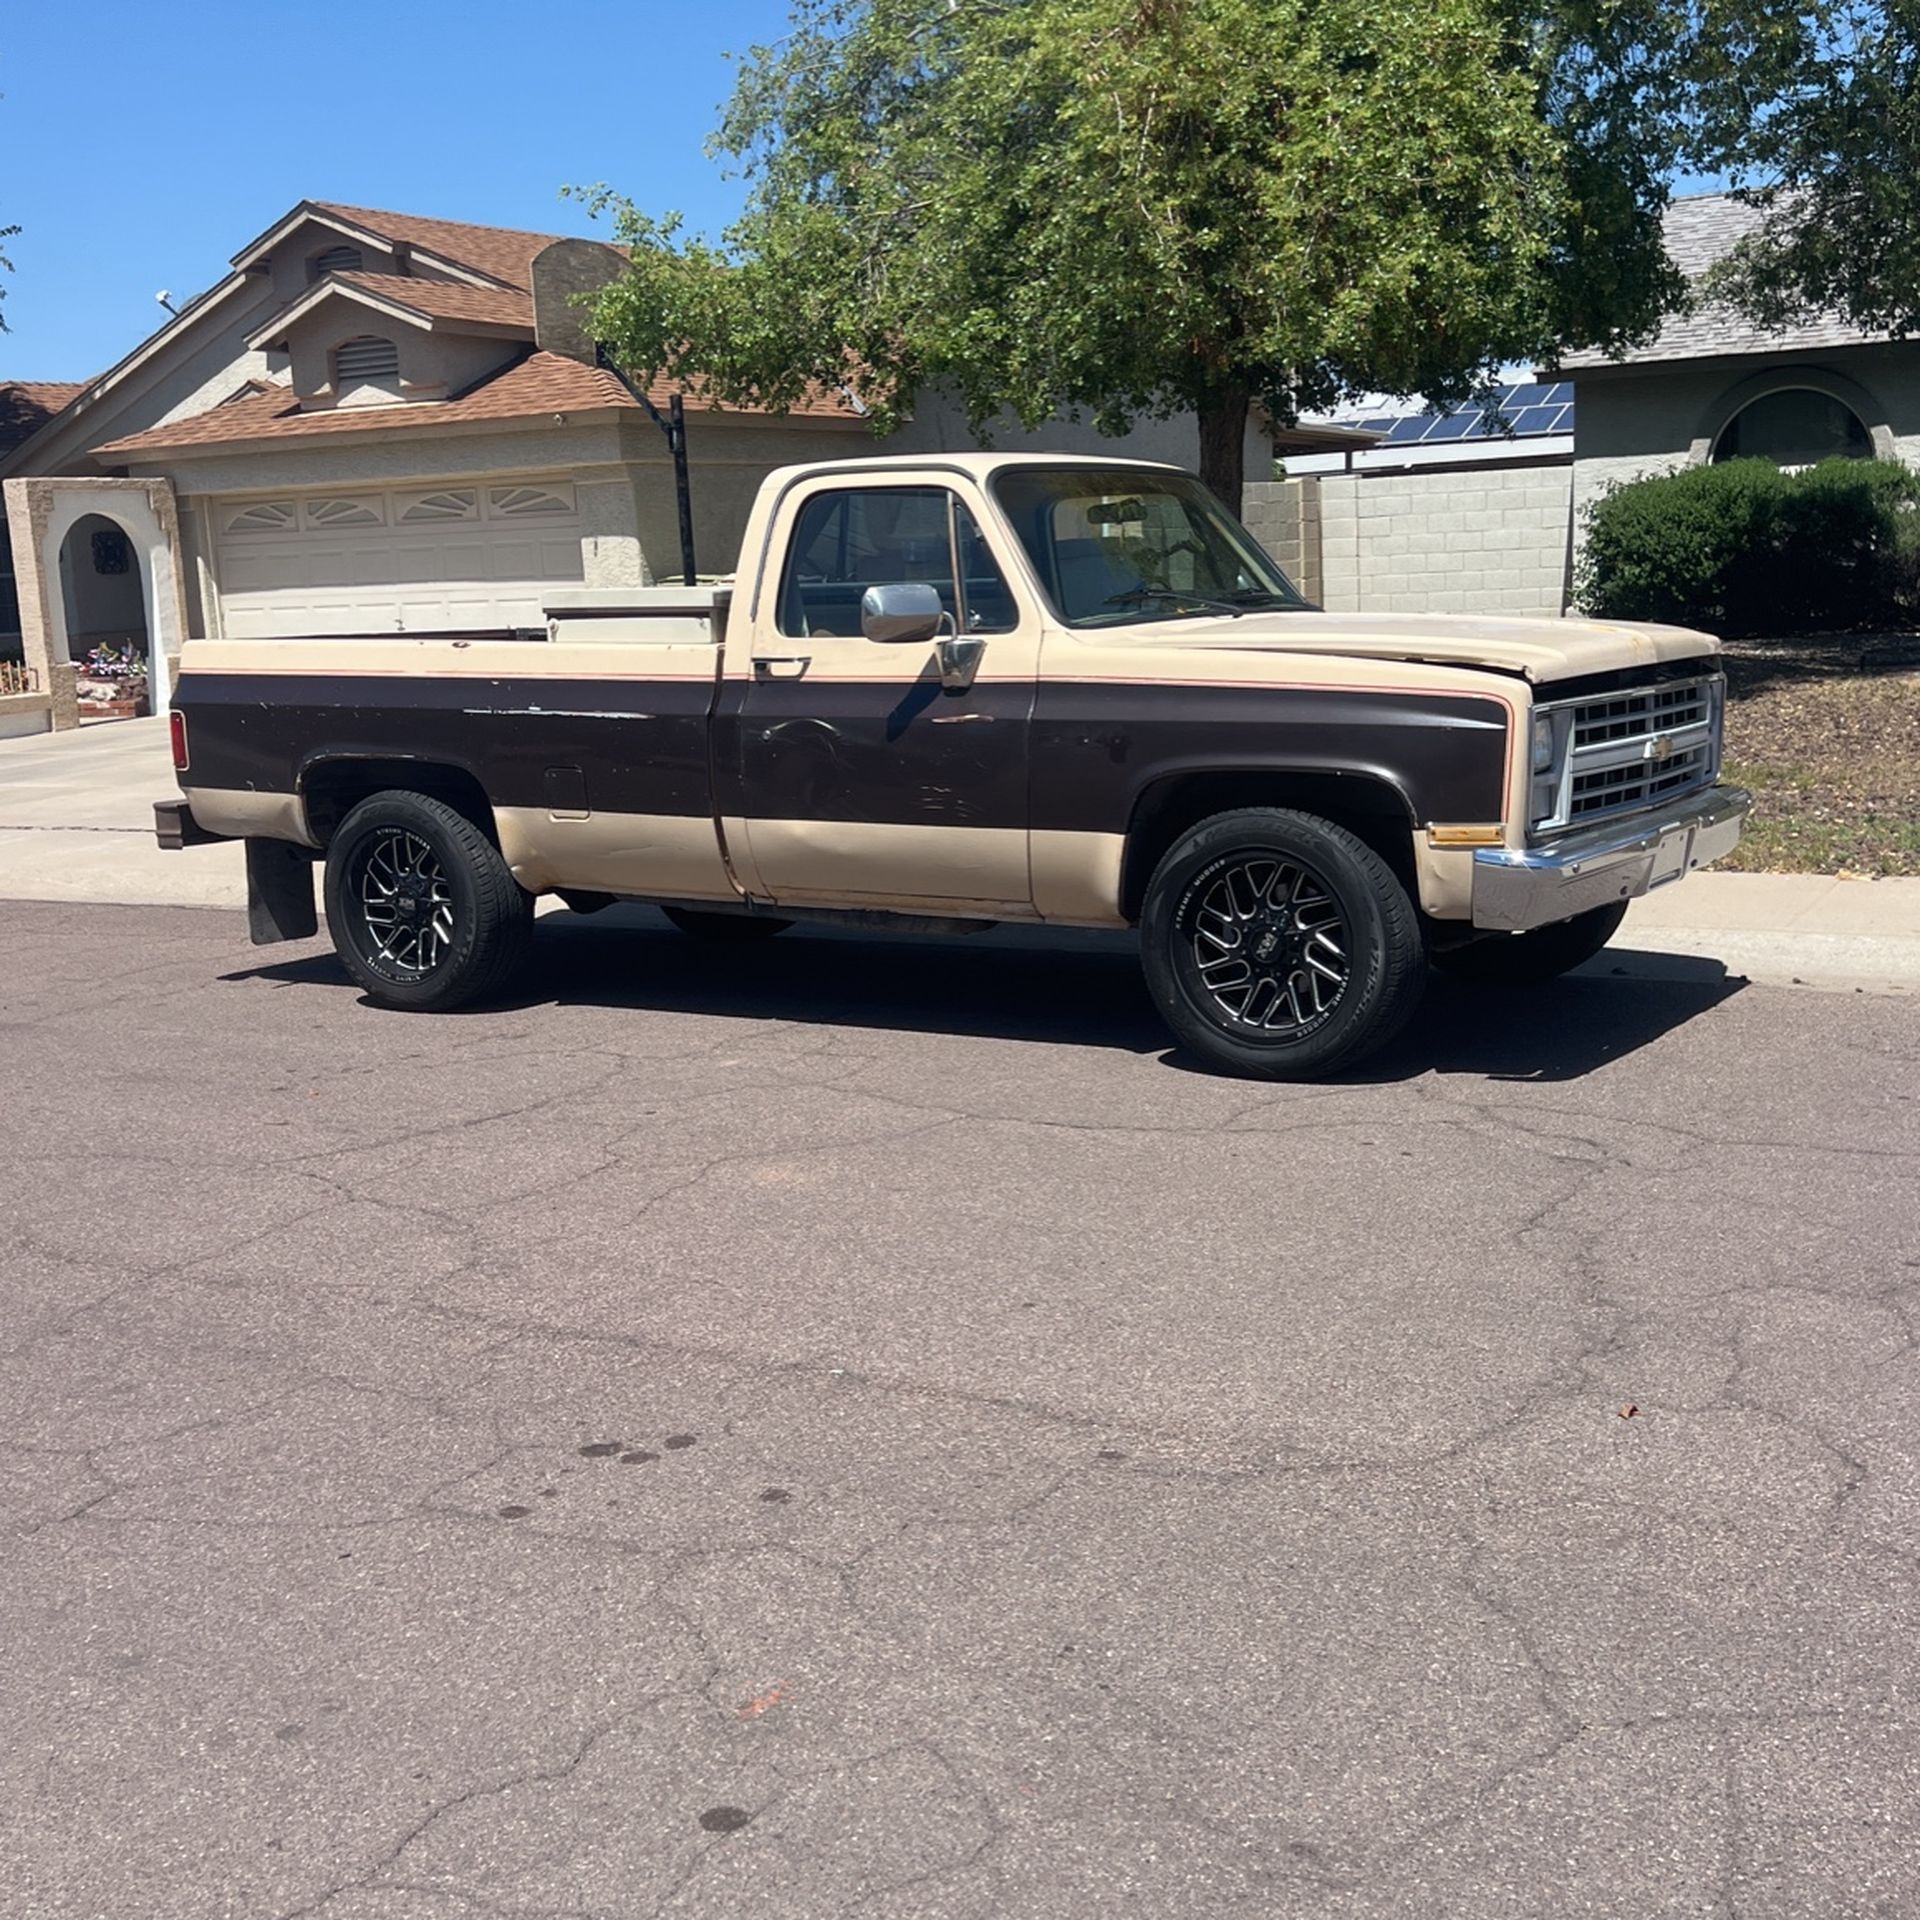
[157,451,1748,1079]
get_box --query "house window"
[310,245,365,281]
[1712,389,1872,467]
[333,336,400,386]
[91,528,131,575]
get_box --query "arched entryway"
[7,476,189,728]
[58,513,152,720]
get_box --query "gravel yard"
[1721,634,1920,876]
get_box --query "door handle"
[752,655,812,680]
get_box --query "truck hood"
[1135,610,1718,684]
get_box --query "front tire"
[1432,902,1629,985]
[1140,808,1427,1080]
[323,791,533,1010]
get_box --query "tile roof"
[327,271,533,330]
[93,352,641,456]
[1559,194,1885,369]
[0,380,87,456]
[314,203,566,291]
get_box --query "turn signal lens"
[1428,824,1505,848]
[168,708,189,772]
[1531,711,1555,774]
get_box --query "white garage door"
[214,480,586,637]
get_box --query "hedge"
[1577,456,1920,637]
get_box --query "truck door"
[725,477,1041,911]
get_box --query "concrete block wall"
[1246,463,1571,615]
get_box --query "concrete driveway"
[0,716,245,906]
[2,898,1916,1917]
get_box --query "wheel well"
[301,758,498,848]
[1119,770,1418,920]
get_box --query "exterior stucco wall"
[282,309,515,405]
[1569,344,1920,546]
[1246,465,1572,615]
[5,281,283,480]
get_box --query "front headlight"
[1531,711,1555,774]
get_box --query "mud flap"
[245,838,319,946]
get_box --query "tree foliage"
[582,0,1725,508]
[1701,1,1920,337]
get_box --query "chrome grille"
[1533,673,1723,833]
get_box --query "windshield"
[991,467,1314,628]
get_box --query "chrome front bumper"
[1471,784,1751,933]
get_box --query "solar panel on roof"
[1502,382,1552,409]
[1509,405,1561,434]
[1544,382,1573,405]
[1384,415,1433,444]
[1425,413,1479,442]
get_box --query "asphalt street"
[2,899,1917,1919]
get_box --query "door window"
[778,487,1016,638]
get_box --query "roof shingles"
[328,272,534,330]
[93,352,641,457]
[0,381,87,456]
[1560,195,1884,370]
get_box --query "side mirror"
[861,582,945,645]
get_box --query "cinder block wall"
[1245,463,1572,615]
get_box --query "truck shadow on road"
[226,913,1748,1085]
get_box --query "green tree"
[1699,2,1920,337]
[583,0,1696,511]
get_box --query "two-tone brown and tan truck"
[157,451,1748,1078]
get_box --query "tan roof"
[328,271,533,330]
[1560,194,1885,370]
[314,203,565,291]
[93,352,640,455]
[0,381,88,456]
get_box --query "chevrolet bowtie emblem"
[1650,736,1674,763]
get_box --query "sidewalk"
[1611,871,1920,995]
[2,719,1917,991]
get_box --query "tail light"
[168,708,189,772]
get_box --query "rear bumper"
[153,797,231,850]
[1471,784,1750,933]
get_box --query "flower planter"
[76,677,150,721]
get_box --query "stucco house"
[1560,192,1920,535]
[3,197,1289,732]
[1245,191,1920,619]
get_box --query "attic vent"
[311,245,365,280]
[334,336,399,385]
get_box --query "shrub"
[1578,456,1920,637]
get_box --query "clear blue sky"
[1,0,795,380]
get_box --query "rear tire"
[1432,902,1628,985]
[661,907,792,942]
[1140,808,1427,1080]
[323,791,533,1011]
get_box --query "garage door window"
[305,497,385,529]
[397,490,478,524]
[489,484,574,518]
[223,501,296,535]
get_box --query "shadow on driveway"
[226,916,1746,1085]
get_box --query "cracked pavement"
[2,899,1917,1918]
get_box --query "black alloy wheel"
[1140,808,1427,1080]
[323,790,533,1011]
